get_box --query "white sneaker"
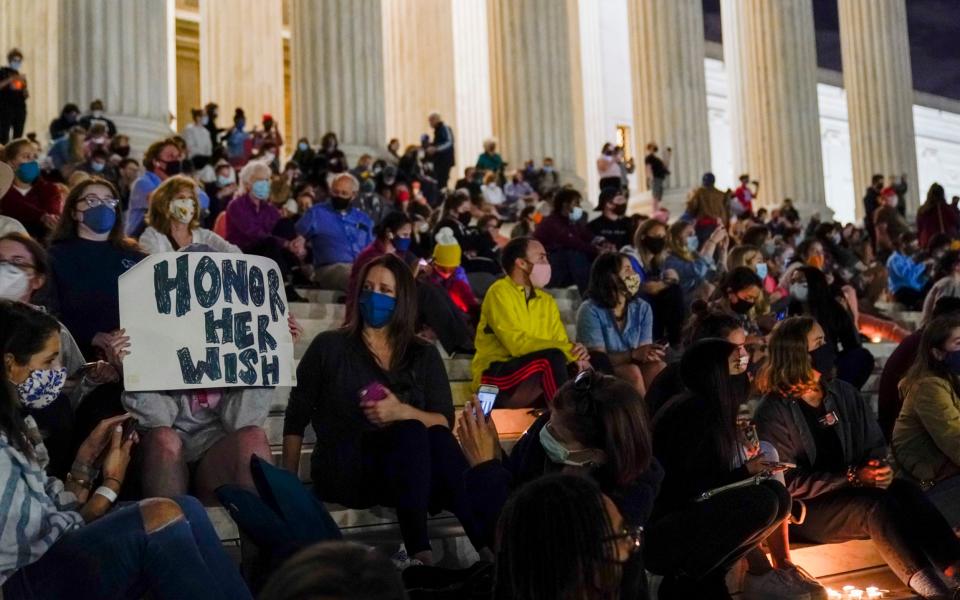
[784,565,827,600]
[742,569,811,600]
[390,548,424,571]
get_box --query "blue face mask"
[569,206,584,222]
[686,234,699,252]
[81,204,117,234]
[358,290,396,329]
[538,424,602,467]
[91,162,105,173]
[217,175,234,187]
[251,179,271,200]
[944,350,960,374]
[298,142,308,151]
[393,237,412,253]
[755,262,768,280]
[15,160,40,184]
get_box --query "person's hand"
[633,344,666,364]
[426,146,437,156]
[41,213,60,230]
[576,358,593,372]
[570,343,590,362]
[100,421,135,485]
[91,329,130,368]
[709,227,726,244]
[76,413,132,466]
[642,280,667,294]
[857,460,893,489]
[362,391,410,427]
[82,361,119,385]
[288,315,304,344]
[456,396,500,467]
[744,453,786,476]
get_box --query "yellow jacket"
[471,278,574,390]
[893,375,960,484]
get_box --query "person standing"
[0,49,27,144]
[644,142,671,213]
[183,109,213,170]
[862,174,884,248]
[427,113,454,190]
[732,174,759,218]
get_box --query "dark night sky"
[701,0,960,101]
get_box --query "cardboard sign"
[119,252,294,391]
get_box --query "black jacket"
[755,378,886,501]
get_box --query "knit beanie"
[433,227,462,268]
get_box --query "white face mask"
[0,263,30,301]
[169,198,196,224]
[283,199,299,215]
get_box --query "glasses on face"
[606,525,644,554]
[0,258,35,273]
[80,195,119,209]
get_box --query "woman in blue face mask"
[0,301,253,600]
[662,219,725,310]
[282,254,486,567]
[1,139,62,240]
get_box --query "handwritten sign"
[119,252,294,391]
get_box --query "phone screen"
[477,385,498,416]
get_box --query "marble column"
[627,0,711,215]
[838,0,919,217]
[290,0,386,157]
[59,0,173,152]
[200,0,284,138]
[0,0,60,142]
[488,0,588,190]
[720,0,828,218]
[451,0,494,175]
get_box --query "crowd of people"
[4,45,960,600]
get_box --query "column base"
[111,115,175,158]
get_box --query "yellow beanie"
[433,227,462,268]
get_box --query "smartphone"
[121,418,138,441]
[477,384,498,416]
[358,382,389,404]
[768,462,796,470]
[77,361,100,374]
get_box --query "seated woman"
[282,254,483,566]
[893,313,960,528]
[627,218,685,345]
[533,188,598,294]
[575,252,665,395]
[495,474,645,600]
[0,301,252,600]
[787,266,873,389]
[1,138,63,240]
[710,266,765,338]
[648,339,802,599]
[458,371,662,552]
[427,228,480,327]
[886,232,930,311]
[139,175,240,254]
[662,219,725,309]
[757,316,960,599]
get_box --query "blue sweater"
[886,251,927,293]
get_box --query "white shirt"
[183,123,213,158]
[139,226,241,254]
[482,183,506,206]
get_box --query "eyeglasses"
[80,195,119,209]
[605,525,644,554]
[0,259,35,273]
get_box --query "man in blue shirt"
[297,172,374,291]
[886,232,932,311]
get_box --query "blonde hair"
[146,175,200,233]
[756,316,818,397]
[727,245,761,271]
[483,171,498,185]
[666,220,695,262]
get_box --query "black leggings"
[792,480,960,587]
[645,480,791,598]
[356,420,483,555]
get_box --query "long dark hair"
[902,314,960,398]
[682,308,742,347]
[49,177,139,250]
[679,339,742,464]
[374,211,412,242]
[552,371,653,486]
[790,266,847,343]
[344,254,419,371]
[495,474,620,600]
[586,252,629,310]
[0,301,60,457]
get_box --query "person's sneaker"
[742,569,811,600]
[784,565,827,600]
[390,548,424,571]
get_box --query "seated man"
[472,237,590,408]
[297,172,374,291]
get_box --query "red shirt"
[0,180,62,239]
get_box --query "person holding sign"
[283,254,485,566]
[139,175,240,254]
[0,301,253,600]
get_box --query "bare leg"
[140,427,189,499]
[766,520,793,569]
[193,426,272,505]
[613,363,646,396]
[640,360,666,394]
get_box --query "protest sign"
[119,252,295,391]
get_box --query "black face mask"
[114,146,131,158]
[641,236,665,254]
[331,196,352,211]
[163,159,183,176]
[731,298,755,315]
[612,203,627,217]
[809,344,836,378]
[457,211,472,226]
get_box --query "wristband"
[94,486,118,504]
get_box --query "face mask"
[201,115,209,126]
[217,175,234,187]
[92,110,104,119]
[789,282,808,303]
[641,236,666,254]
[612,203,627,217]
[115,146,130,158]
[416,221,429,234]
[283,199,299,215]
[0,263,30,300]
[529,262,552,289]
[539,425,601,467]
[457,212,472,226]
[830,233,841,245]
[10,60,21,71]
[736,352,750,372]
[888,196,899,208]
[943,350,960,374]
[762,240,776,256]
[358,290,396,328]
[731,298,755,315]
[263,152,276,164]
[807,255,825,270]
[162,159,183,176]
[686,235,699,253]
[251,179,271,200]
[809,344,836,377]
[543,166,554,173]
[622,273,641,296]
[569,206,584,222]
[91,162,105,173]
[169,198,195,224]
[15,161,40,184]
[81,204,117,234]
[298,142,308,151]
[331,195,352,211]
[755,263,768,280]
[393,237,412,253]
[16,367,67,410]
